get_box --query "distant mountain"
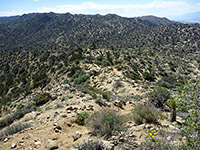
[0,12,199,54]
[170,11,200,23]
[135,15,173,26]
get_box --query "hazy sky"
[1,0,200,18]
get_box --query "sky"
[1,0,200,18]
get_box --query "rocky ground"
[0,65,186,150]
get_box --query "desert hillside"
[0,13,199,150]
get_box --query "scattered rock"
[72,131,82,141]
[131,124,146,131]
[169,125,180,132]
[66,106,73,111]
[113,100,123,108]
[3,138,8,142]
[81,104,86,110]
[67,110,71,113]
[86,104,94,111]
[145,124,152,129]
[11,143,16,149]
[46,139,58,150]
[60,113,67,118]
[53,123,62,133]
[167,136,172,141]
[35,141,41,148]
[82,97,88,101]
[102,140,114,150]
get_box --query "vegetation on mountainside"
[0,13,200,149]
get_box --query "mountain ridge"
[0,12,176,52]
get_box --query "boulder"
[46,139,58,150]
[72,131,82,141]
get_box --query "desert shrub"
[68,66,82,77]
[132,104,159,125]
[139,136,176,150]
[142,71,155,81]
[77,140,104,150]
[95,97,102,105]
[113,80,124,89]
[53,103,64,109]
[125,71,140,80]
[102,91,112,101]
[32,72,48,88]
[168,62,177,72]
[148,87,171,109]
[0,105,34,130]
[0,123,30,140]
[157,80,173,89]
[74,74,90,85]
[76,112,89,125]
[32,93,51,106]
[102,59,112,67]
[174,79,200,148]
[87,108,126,138]
[69,66,90,85]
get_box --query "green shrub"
[157,80,173,89]
[32,93,51,106]
[74,74,90,85]
[148,87,171,109]
[125,71,140,80]
[174,79,200,148]
[102,91,111,101]
[87,108,126,138]
[77,140,104,150]
[76,112,89,125]
[143,71,155,81]
[132,104,159,125]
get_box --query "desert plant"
[0,123,30,140]
[138,136,176,150]
[87,108,126,138]
[174,79,200,148]
[168,99,176,122]
[32,92,51,106]
[132,104,159,125]
[77,140,104,150]
[53,103,64,109]
[0,105,34,130]
[143,71,155,81]
[113,80,124,89]
[148,86,171,109]
[76,112,89,125]
[102,91,111,101]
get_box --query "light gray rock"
[35,141,41,148]
[102,140,114,150]
[46,139,58,150]
[72,131,82,141]
[11,143,16,149]
[3,138,8,142]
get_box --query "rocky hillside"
[0,13,200,149]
